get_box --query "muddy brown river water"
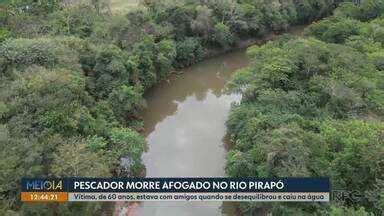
[118,26,305,216]
[133,50,249,216]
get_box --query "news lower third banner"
[21,178,330,202]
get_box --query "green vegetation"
[0,0,375,215]
[226,1,384,215]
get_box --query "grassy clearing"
[109,0,142,14]
[108,0,190,14]
[0,0,10,7]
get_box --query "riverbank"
[203,24,306,59]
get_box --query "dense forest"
[227,1,384,215]
[0,0,381,215]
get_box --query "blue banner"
[22,177,330,193]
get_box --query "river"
[134,49,248,215]
[117,26,305,216]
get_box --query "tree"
[112,10,154,50]
[0,38,61,68]
[322,120,384,214]
[155,39,177,79]
[0,125,25,211]
[7,68,95,137]
[108,85,145,122]
[108,127,146,175]
[191,5,213,42]
[368,51,384,70]
[210,22,234,47]
[90,44,129,98]
[305,17,363,43]
[226,3,265,37]
[157,5,194,40]
[360,0,384,21]
[262,0,290,31]
[10,0,59,15]
[175,37,203,68]
[130,36,157,88]
[0,27,11,42]
[51,138,110,177]
[335,2,362,19]
[330,206,373,216]
[49,5,101,38]
[0,37,83,75]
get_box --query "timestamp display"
[21,192,68,202]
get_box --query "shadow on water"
[141,50,249,137]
